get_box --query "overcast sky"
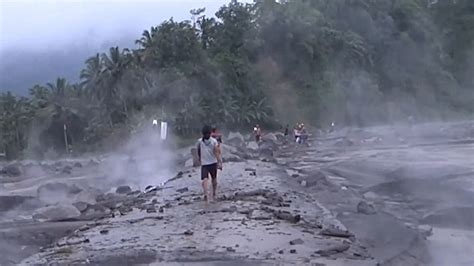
[0,0,250,52]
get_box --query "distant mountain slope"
[0,38,135,95]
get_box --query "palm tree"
[96,47,133,122]
[47,77,70,103]
[29,84,51,108]
[135,26,158,49]
[80,53,103,96]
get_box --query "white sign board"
[160,122,167,140]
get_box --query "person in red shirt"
[211,126,223,144]
[253,124,262,142]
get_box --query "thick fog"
[0,0,251,93]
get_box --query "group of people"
[196,122,309,203]
[254,123,309,144]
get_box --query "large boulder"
[246,141,259,151]
[220,144,245,163]
[227,132,245,146]
[1,163,22,177]
[357,201,377,215]
[116,185,132,194]
[73,188,102,204]
[37,182,82,205]
[262,133,278,142]
[33,204,81,221]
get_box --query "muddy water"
[304,121,474,265]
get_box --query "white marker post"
[63,124,69,153]
[160,121,167,140]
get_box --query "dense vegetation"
[1,0,473,159]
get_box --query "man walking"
[197,125,222,202]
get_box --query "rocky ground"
[1,120,474,265]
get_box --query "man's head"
[202,125,212,140]
[211,126,217,133]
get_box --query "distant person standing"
[294,123,301,143]
[253,124,262,142]
[197,125,222,202]
[284,124,289,137]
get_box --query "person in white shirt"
[197,125,222,202]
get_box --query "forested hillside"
[1,0,473,159]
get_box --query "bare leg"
[202,178,209,203]
[211,178,217,201]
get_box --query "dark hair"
[211,126,217,133]
[202,125,212,136]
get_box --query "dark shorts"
[201,163,217,180]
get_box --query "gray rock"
[176,187,189,193]
[73,201,89,212]
[1,163,21,176]
[118,205,133,215]
[74,162,83,168]
[74,189,102,205]
[259,148,274,158]
[227,132,245,145]
[316,243,350,256]
[251,210,273,220]
[246,141,259,151]
[34,204,81,221]
[261,207,301,223]
[61,165,73,174]
[146,207,157,213]
[289,238,304,245]
[262,133,278,142]
[363,191,378,199]
[320,227,353,238]
[88,159,100,166]
[418,224,433,237]
[184,230,194,236]
[222,153,244,163]
[357,201,376,215]
[37,182,82,205]
[116,186,132,194]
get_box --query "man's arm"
[197,142,201,163]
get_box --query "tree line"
[1,0,473,159]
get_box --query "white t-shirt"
[197,137,218,166]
